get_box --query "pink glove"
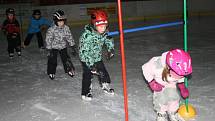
[178,83,189,99]
[149,80,164,92]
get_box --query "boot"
[49,74,55,80]
[101,83,114,95]
[168,112,185,121]
[157,112,168,121]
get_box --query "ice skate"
[39,46,45,51]
[81,93,92,101]
[101,83,114,95]
[49,74,55,80]
[168,112,185,121]
[68,70,75,77]
[9,53,14,59]
[17,52,21,57]
[157,113,168,121]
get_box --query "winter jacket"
[79,24,114,67]
[2,18,20,36]
[45,25,75,50]
[27,17,51,33]
[142,52,184,88]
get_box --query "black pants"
[47,48,75,75]
[24,32,44,48]
[7,34,21,54]
[81,61,111,95]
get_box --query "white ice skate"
[9,53,14,59]
[157,113,168,121]
[68,70,75,77]
[81,93,92,101]
[17,52,21,57]
[168,112,185,121]
[101,83,114,95]
[49,74,55,80]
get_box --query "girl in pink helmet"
[142,49,192,121]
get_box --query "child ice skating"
[142,49,192,121]
[2,8,21,58]
[45,10,76,80]
[79,10,115,101]
[24,9,51,49]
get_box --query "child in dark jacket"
[24,9,51,49]
[2,8,21,58]
[79,10,114,101]
[45,10,76,80]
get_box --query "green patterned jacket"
[79,24,114,67]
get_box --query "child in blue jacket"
[24,9,51,49]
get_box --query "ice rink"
[0,17,215,121]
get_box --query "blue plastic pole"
[108,21,183,36]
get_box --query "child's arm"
[104,35,114,60]
[104,35,114,52]
[65,26,75,47]
[14,20,20,33]
[1,20,7,35]
[142,58,164,92]
[45,27,53,49]
[66,26,77,56]
[41,17,51,27]
[79,32,95,67]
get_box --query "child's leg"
[95,61,114,94]
[95,61,111,84]
[59,48,75,75]
[7,36,14,58]
[153,92,169,121]
[81,62,93,96]
[47,49,58,75]
[15,34,21,56]
[167,100,185,121]
[24,33,34,47]
[36,32,44,48]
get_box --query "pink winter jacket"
[142,52,184,88]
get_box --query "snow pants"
[24,31,44,48]
[81,61,111,95]
[47,48,75,75]
[7,34,21,55]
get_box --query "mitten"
[178,83,189,99]
[106,49,114,60]
[148,79,164,92]
[47,49,53,57]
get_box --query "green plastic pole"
[183,0,189,112]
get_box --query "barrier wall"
[0,0,215,29]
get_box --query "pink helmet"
[166,49,192,76]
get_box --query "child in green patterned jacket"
[79,10,114,101]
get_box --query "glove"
[178,83,189,99]
[47,49,53,57]
[71,46,77,56]
[106,49,114,60]
[148,79,164,92]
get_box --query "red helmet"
[91,10,108,26]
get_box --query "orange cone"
[178,104,196,120]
